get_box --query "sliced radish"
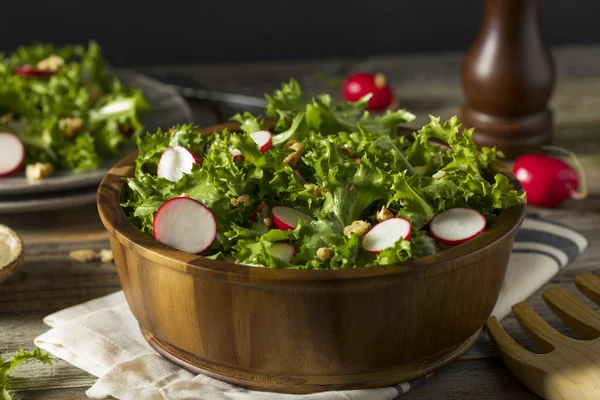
[250,130,272,152]
[0,132,25,177]
[153,197,217,254]
[157,146,201,182]
[271,206,314,231]
[14,66,54,77]
[230,130,273,160]
[294,169,307,184]
[361,218,412,254]
[251,203,272,222]
[270,243,296,263]
[430,208,486,246]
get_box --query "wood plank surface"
[1,45,600,399]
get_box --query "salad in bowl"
[0,42,149,180]
[122,79,524,269]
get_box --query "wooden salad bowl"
[97,122,526,394]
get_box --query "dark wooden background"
[1,0,599,66]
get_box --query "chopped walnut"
[304,183,321,195]
[231,194,251,207]
[100,249,114,263]
[26,162,54,180]
[178,193,190,198]
[37,54,64,72]
[316,247,334,262]
[59,117,84,139]
[432,170,446,179]
[377,206,395,222]
[168,127,177,136]
[343,220,371,238]
[346,184,355,191]
[263,217,273,227]
[69,249,95,263]
[283,142,304,167]
[0,113,13,124]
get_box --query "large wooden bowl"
[97,122,526,394]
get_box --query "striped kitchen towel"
[34,216,587,400]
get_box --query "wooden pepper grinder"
[461,0,555,159]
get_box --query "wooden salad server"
[486,272,600,400]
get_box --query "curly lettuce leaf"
[1,348,52,400]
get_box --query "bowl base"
[141,325,482,394]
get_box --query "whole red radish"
[513,146,586,208]
[342,72,395,111]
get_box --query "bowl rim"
[97,122,526,282]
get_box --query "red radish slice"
[270,243,296,263]
[157,146,201,182]
[229,130,273,159]
[271,206,314,231]
[0,132,25,177]
[294,169,307,184]
[430,208,486,246]
[251,203,272,222]
[14,66,54,77]
[250,130,272,152]
[153,197,217,254]
[361,218,412,254]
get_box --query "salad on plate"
[0,42,149,180]
[122,79,524,269]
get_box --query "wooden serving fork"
[486,272,600,400]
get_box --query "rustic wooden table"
[1,45,600,399]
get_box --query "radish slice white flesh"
[153,197,217,254]
[361,218,412,254]
[157,146,200,182]
[250,130,272,152]
[229,131,273,159]
[270,243,296,263]
[430,208,486,246]
[271,206,314,231]
[0,132,25,177]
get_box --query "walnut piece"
[263,217,273,227]
[343,220,371,238]
[100,249,114,263]
[283,142,304,167]
[37,54,64,72]
[178,193,190,198]
[231,194,251,207]
[377,206,395,222]
[316,247,334,262]
[304,183,321,195]
[69,249,95,263]
[59,117,84,139]
[26,162,54,180]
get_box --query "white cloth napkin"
[34,217,588,400]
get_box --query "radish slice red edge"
[153,197,217,254]
[230,131,272,159]
[361,218,412,254]
[270,243,296,263]
[294,169,307,184]
[271,206,314,231]
[14,66,54,77]
[157,146,201,182]
[251,203,272,222]
[430,208,486,246]
[0,132,25,177]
